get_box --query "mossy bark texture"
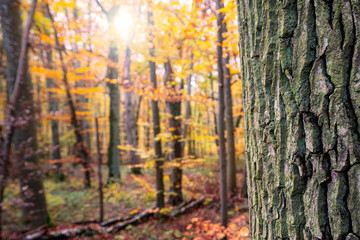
[237,0,360,239]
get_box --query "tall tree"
[210,73,219,148]
[181,50,193,157]
[124,46,141,174]
[222,18,237,194]
[216,0,228,232]
[72,8,92,153]
[237,0,360,239]
[147,3,164,208]
[164,58,183,205]
[45,49,63,180]
[95,1,121,182]
[47,4,92,188]
[164,59,183,206]
[0,0,48,228]
[42,3,63,181]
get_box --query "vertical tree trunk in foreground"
[237,0,360,239]
[164,60,183,206]
[124,46,141,174]
[147,5,165,208]
[0,0,48,228]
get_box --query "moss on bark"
[237,0,360,238]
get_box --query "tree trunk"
[47,4,91,188]
[94,3,122,183]
[106,39,121,182]
[147,5,165,208]
[182,50,193,158]
[124,46,141,175]
[45,50,63,181]
[0,0,48,227]
[237,0,360,239]
[210,74,219,148]
[216,0,228,231]
[135,96,142,154]
[72,8,92,158]
[164,60,183,206]
[223,28,237,194]
[95,117,104,223]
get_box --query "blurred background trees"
[0,0,246,238]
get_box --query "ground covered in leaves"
[3,156,249,239]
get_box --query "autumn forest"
[1,0,360,239]
[0,0,250,239]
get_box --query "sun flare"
[113,8,134,41]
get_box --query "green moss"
[46,213,56,228]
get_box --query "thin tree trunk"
[45,50,63,181]
[0,0,49,230]
[210,74,219,148]
[124,46,141,174]
[164,60,183,206]
[71,7,92,154]
[145,101,151,151]
[181,50,193,158]
[223,27,237,194]
[95,117,104,223]
[47,4,91,188]
[147,5,164,208]
[237,0,360,238]
[216,0,228,232]
[135,96,142,155]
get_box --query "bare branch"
[95,0,109,16]
[10,0,38,107]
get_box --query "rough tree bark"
[0,0,48,228]
[164,60,183,206]
[147,4,165,208]
[124,46,141,174]
[237,0,360,239]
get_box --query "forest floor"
[3,155,249,239]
